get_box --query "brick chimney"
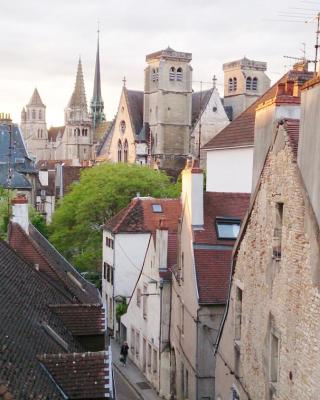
[181,157,204,228]
[11,194,29,234]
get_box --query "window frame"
[215,217,241,240]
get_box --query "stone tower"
[144,47,192,169]
[90,31,105,131]
[20,88,48,160]
[223,57,270,120]
[63,59,93,162]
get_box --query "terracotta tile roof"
[37,351,110,399]
[203,70,313,150]
[193,192,250,305]
[8,223,100,304]
[48,126,65,142]
[282,118,300,160]
[104,197,181,234]
[49,304,105,336]
[0,239,84,398]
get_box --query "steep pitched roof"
[68,59,88,110]
[193,192,250,305]
[27,88,45,107]
[37,351,111,399]
[0,239,83,398]
[203,69,313,150]
[126,89,144,137]
[104,198,181,234]
[191,89,213,126]
[48,126,65,142]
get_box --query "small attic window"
[152,204,162,213]
[216,217,241,239]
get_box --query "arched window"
[233,77,237,91]
[252,77,258,91]
[39,110,42,120]
[176,67,183,81]
[155,68,159,81]
[32,109,36,119]
[169,67,175,81]
[124,140,128,163]
[246,77,252,90]
[152,68,156,82]
[228,78,233,92]
[118,140,122,162]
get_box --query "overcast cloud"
[0,0,317,125]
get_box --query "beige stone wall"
[216,127,320,400]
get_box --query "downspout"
[196,307,200,400]
[159,278,163,395]
[112,233,116,336]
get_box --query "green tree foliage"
[29,206,49,238]
[49,163,180,272]
[0,189,14,240]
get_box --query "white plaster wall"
[206,147,253,193]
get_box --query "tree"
[29,206,49,238]
[0,188,14,240]
[49,163,180,272]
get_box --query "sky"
[0,0,318,126]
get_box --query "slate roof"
[193,192,250,304]
[203,69,313,150]
[191,89,213,126]
[9,223,100,304]
[104,197,181,235]
[0,239,83,399]
[0,123,36,189]
[126,89,144,137]
[96,118,115,158]
[37,351,111,399]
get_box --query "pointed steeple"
[28,88,45,107]
[68,58,88,110]
[91,29,105,129]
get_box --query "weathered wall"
[216,127,320,400]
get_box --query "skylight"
[216,217,241,240]
[152,204,163,213]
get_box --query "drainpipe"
[159,278,163,395]
[196,307,200,400]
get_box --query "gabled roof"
[191,89,213,126]
[96,118,115,157]
[203,69,313,150]
[104,197,181,235]
[37,351,111,399]
[48,126,65,142]
[27,88,45,107]
[9,223,100,304]
[125,89,144,137]
[67,59,88,111]
[193,192,250,305]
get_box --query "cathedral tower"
[20,88,48,160]
[144,47,192,169]
[223,58,271,119]
[90,31,105,131]
[63,59,93,162]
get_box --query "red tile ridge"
[113,198,140,233]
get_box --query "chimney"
[11,194,29,234]
[156,223,168,270]
[181,157,204,228]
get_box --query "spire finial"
[122,76,126,87]
[213,75,217,89]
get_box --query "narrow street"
[114,368,141,400]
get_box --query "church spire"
[68,58,88,110]
[91,28,105,129]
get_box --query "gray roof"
[126,89,144,137]
[191,89,213,126]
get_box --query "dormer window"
[152,204,162,213]
[176,67,183,81]
[169,67,175,81]
[216,217,241,239]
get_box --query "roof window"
[216,217,241,239]
[152,204,163,213]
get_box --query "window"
[235,287,243,341]
[120,120,126,134]
[137,288,141,308]
[32,109,36,119]
[118,140,122,162]
[143,284,148,319]
[104,263,113,284]
[103,262,107,280]
[270,332,279,385]
[176,67,183,81]
[148,344,152,372]
[228,78,233,92]
[252,77,258,91]
[152,68,156,82]
[152,204,162,213]
[105,237,114,249]
[169,66,175,81]
[109,297,113,322]
[124,139,128,163]
[233,77,237,91]
[185,370,189,399]
[135,332,140,358]
[273,203,283,261]
[216,217,241,239]
[246,77,252,90]
[39,109,42,119]
[131,328,135,354]
[231,386,240,400]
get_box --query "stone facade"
[215,121,320,400]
